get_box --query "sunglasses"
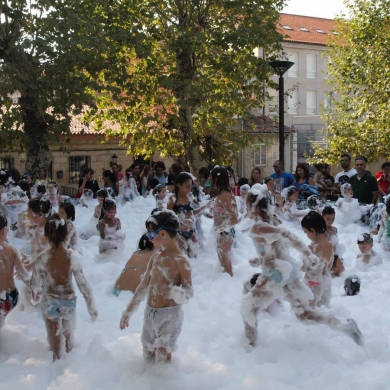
[340,160,348,163]
[145,215,176,240]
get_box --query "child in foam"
[322,206,345,276]
[79,189,95,208]
[378,196,390,250]
[355,233,382,271]
[114,233,155,295]
[282,186,310,222]
[301,212,333,308]
[23,199,53,270]
[335,183,362,225]
[153,184,168,211]
[0,214,29,330]
[120,211,193,364]
[210,167,239,276]
[238,184,250,216]
[59,203,80,253]
[240,183,364,347]
[98,199,125,253]
[30,213,98,361]
[42,180,63,211]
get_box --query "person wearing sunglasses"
[120,210,193,364]
[270,160,294,191]
[334,153,357,190]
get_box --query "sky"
[282,0,350,19]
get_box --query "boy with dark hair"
[120,210,193,363]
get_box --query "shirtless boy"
[0,214,29,329]
[120,210,193,363]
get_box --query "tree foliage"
[0,0,126,176]
[311,0,390,164]
[86,0,286,172]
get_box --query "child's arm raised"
[169,255,193,304]
[71,251,98,321]
[120,255,154,330]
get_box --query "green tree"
[0,0,125,177]
[87,0,286,172]
[311,0,390,164]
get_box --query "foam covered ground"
[1,196,389,390]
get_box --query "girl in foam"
[241,183,364,347]
[301,212,333,308]
[378,196,390,250]
[281,185,310,222]
[355,233,382,271]
[335,183,362,225]
[168,172,210,258]
[30,213,98,361]
[98,198,125,253]
[59,203,81,253]
[237,184,250,216]
[23,199,53,270]
[116,170,139,205]
[210,167,238,276]
[42,180,63,211]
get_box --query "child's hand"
[120,312,130,330]
[169,286,189,304]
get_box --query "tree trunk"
[20,88,52,180]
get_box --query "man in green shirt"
[349,157,379,205]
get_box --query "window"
[307,54,317,78]
[306,91,317,115]
[0,157,14,170]
[300,27,309,32]
[69,156,91,184]
[323,56,329,79]
[288,90,299,114]
[315,29,325,34]
[253,144,267,166]
[288,53,299,78]
[282,25,292,30]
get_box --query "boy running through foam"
[120,210,193,363]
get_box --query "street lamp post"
[269,60,294,165]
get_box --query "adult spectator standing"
[270,160,295,191]
[130,164,142,195]
[111,163,124,182]
[35,167,51,185]
[78,168,100,197]
[349,156,379,205]
[249,167,261,186]
[147,161,166,190]
[334,153,357,188]
[374,161,390,197]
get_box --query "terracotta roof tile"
[278,13,337,46]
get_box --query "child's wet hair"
[145,210,179,238]
[357,233,373,245]
[99,198,116,220]
[36,184,46,195]
[47,180,59,193]
[301,211,327,234]
[149,178,160,190]
[59,202,76,221]
[211,167,230,193]
[28,198,52,217]
[344,275,360,296]
[250,273,261,288]
[96,189,109,198]
[322,206,335,216]
[340,182,353,197]
[385,196,390,213]
[138,233,154,250]
[174,172,193,198]
[0,213,8,230]
[152,184,165,196]
[247,184,272,211]
[281,186,299,202]
[0,170,10,186]
[45,213,68,247]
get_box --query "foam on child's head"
[240,184,250,193]
[103,198,116,210]
[357,232,373,245]
[340,183,352,197]
[248,184,275,216]
[281,185,299,202]
[97,189,109,198]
